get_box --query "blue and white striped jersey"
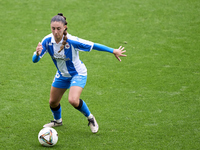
[39,33,94,77]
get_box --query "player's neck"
[54,37,62,44]
[55,39,62,44]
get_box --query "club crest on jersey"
[65,43,70,49]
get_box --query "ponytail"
[58,27,67,53]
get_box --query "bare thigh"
[68,86,83,107]
[49,86,67,108]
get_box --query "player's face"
[51,21,66,43]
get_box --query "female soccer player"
[32,13,126,133]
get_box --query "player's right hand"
[36,42,43,56]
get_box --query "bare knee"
[68,86,83,108]
[49,86,66,108]
[68,96,79,107]
[49,99,59,108]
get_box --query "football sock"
[50,104,62,122]
[87,114,93,119]
[75,99,91,117]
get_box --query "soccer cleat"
[88,115,99,133]
[43,120,63,128]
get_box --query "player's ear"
[64,25,67,29]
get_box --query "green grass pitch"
[0,0,200,149]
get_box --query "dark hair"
[51,13,68,53]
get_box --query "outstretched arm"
[93,43,126,61]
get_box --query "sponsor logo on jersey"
[52,53,70,61]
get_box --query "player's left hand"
[113,46,127,61]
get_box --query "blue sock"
[76,99,91,117]
[50,104,62,120]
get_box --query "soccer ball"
[38,127,58,146]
